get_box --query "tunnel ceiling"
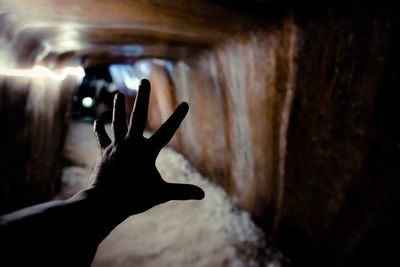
[0,0,273,65]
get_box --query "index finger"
[149,102,189,151]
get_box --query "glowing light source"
[124,77,140,91]
[0,66,85,81]
[109,64,141,92]
[82,97,94,108]
[134,60,152,76]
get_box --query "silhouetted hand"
[88,79,204,217]
[0,79,204,266]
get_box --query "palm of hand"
[90,79,204,216]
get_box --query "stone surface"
[147,19,298,234]
[145,6,400,266]
[0,75,78,213]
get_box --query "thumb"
[164,183,205,201]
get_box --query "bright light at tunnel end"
[82,97,94,108]
[124,77,140,91]
[0,66,85,81]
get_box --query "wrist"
[66,188,129,240]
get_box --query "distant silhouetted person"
[0,79,205,267]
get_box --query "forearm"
[0,189,128,266]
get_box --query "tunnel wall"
[0,75,77,213]
[0,77,76,213]
[279,7,400,267]
[148,6,400,267]
[0,14,81,213]
[148,19,297,232]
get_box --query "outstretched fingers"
[128,79,151,138]
[112,93,128,142]
[149,102,189,152]
[94,119,111,151]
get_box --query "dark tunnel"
[0,1,400,266]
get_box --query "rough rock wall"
[148,18,298,232]
[0,13,81,213]
[0,75,77,213]
[148,7,400,267]
[279,7,400,267]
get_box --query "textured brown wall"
[147,7,400,266]
[0,76,77,213]
[148,18,298,232]
[0,13,81,213]
[280,7,400,267]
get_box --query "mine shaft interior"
[1,1,400,266]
